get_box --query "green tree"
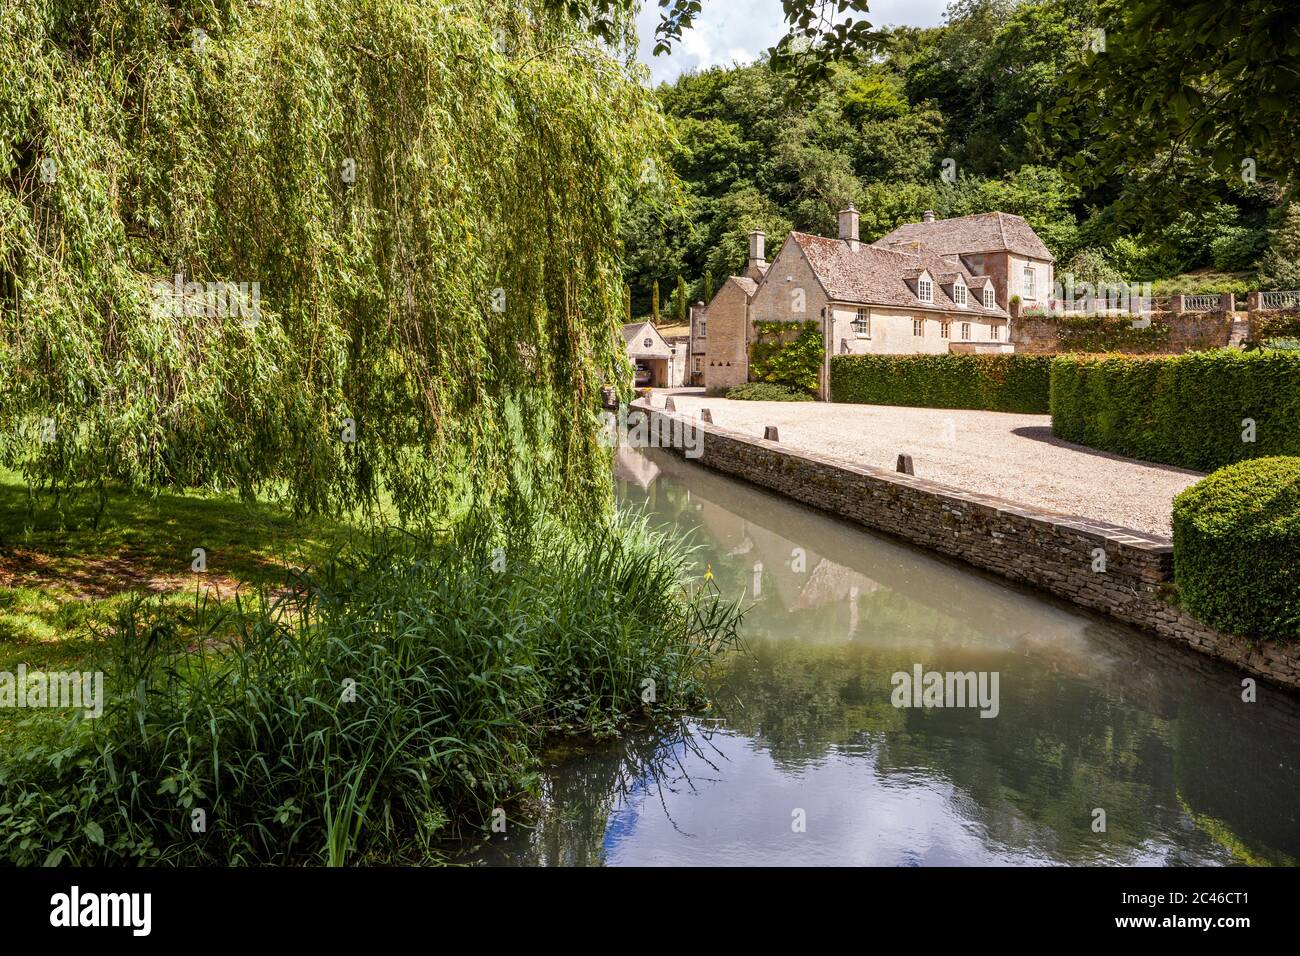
[0,0,663,523]
[1060,247,1125,285]
[1258,203,1300,290]
[1048,0,1300,214]
[651,279,660,322]
[674,275,687,323]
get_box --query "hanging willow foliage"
[0,0,664,524]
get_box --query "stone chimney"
[748,230,766,268]
[922,209,936,223]
[838,205,860,251]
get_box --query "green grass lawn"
[0,469,365,675]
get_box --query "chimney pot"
[748,230,766,265]
[922,210,936,223]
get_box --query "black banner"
[0,865,1281,942]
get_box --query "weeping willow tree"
[0,0,666,524]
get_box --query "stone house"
[655,321,692,387]
[621,320,676,388]
[690,232,769,390]
[621,317,695,388]
[696,207,1055,396]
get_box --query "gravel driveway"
[654,393,1204,537]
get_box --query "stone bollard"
[664,397,676,412]
[700,408,713,424]
[764,426,779,441]
[897,454,914,475]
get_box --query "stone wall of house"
[830,305,1005,356]
[748,236,829,328]
[1011,312,1235,354]
[959,251,1012,310]
[963,251,1053,312]
[640,405,1300,690]
[700,279,750,392]
[1012,253,1053,309]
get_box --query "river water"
[470,447,1300,866]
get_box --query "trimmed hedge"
[1172,457,1300,641]
[830,354,1051,413]
[726,382,814,402]
[1050,351,1300,471]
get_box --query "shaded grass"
[0,469,371,749]
[0,468,364,654]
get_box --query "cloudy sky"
[634,0,952,85]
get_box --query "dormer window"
[983,287,995,309]
[953,282,967,307]
[917,276,933,303]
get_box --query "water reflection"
[469,448,1300,866]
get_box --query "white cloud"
[635,0,951,86]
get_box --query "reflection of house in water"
[664,454,882,623]
[626,447,1112,671]
[613,446,661,489]
[791,559,880,611]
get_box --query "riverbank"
[0,493,743,865]
[634,401,1300,691]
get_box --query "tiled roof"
[790,233,1008,317]
[874,211,1054,262]
[730,276,758,295]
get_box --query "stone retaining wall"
[638,404,1300,690]
[1011,312,1233,354]
[1249,307,1300,343]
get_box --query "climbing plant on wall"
[0,0,664,525]
[748,320,822,394]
